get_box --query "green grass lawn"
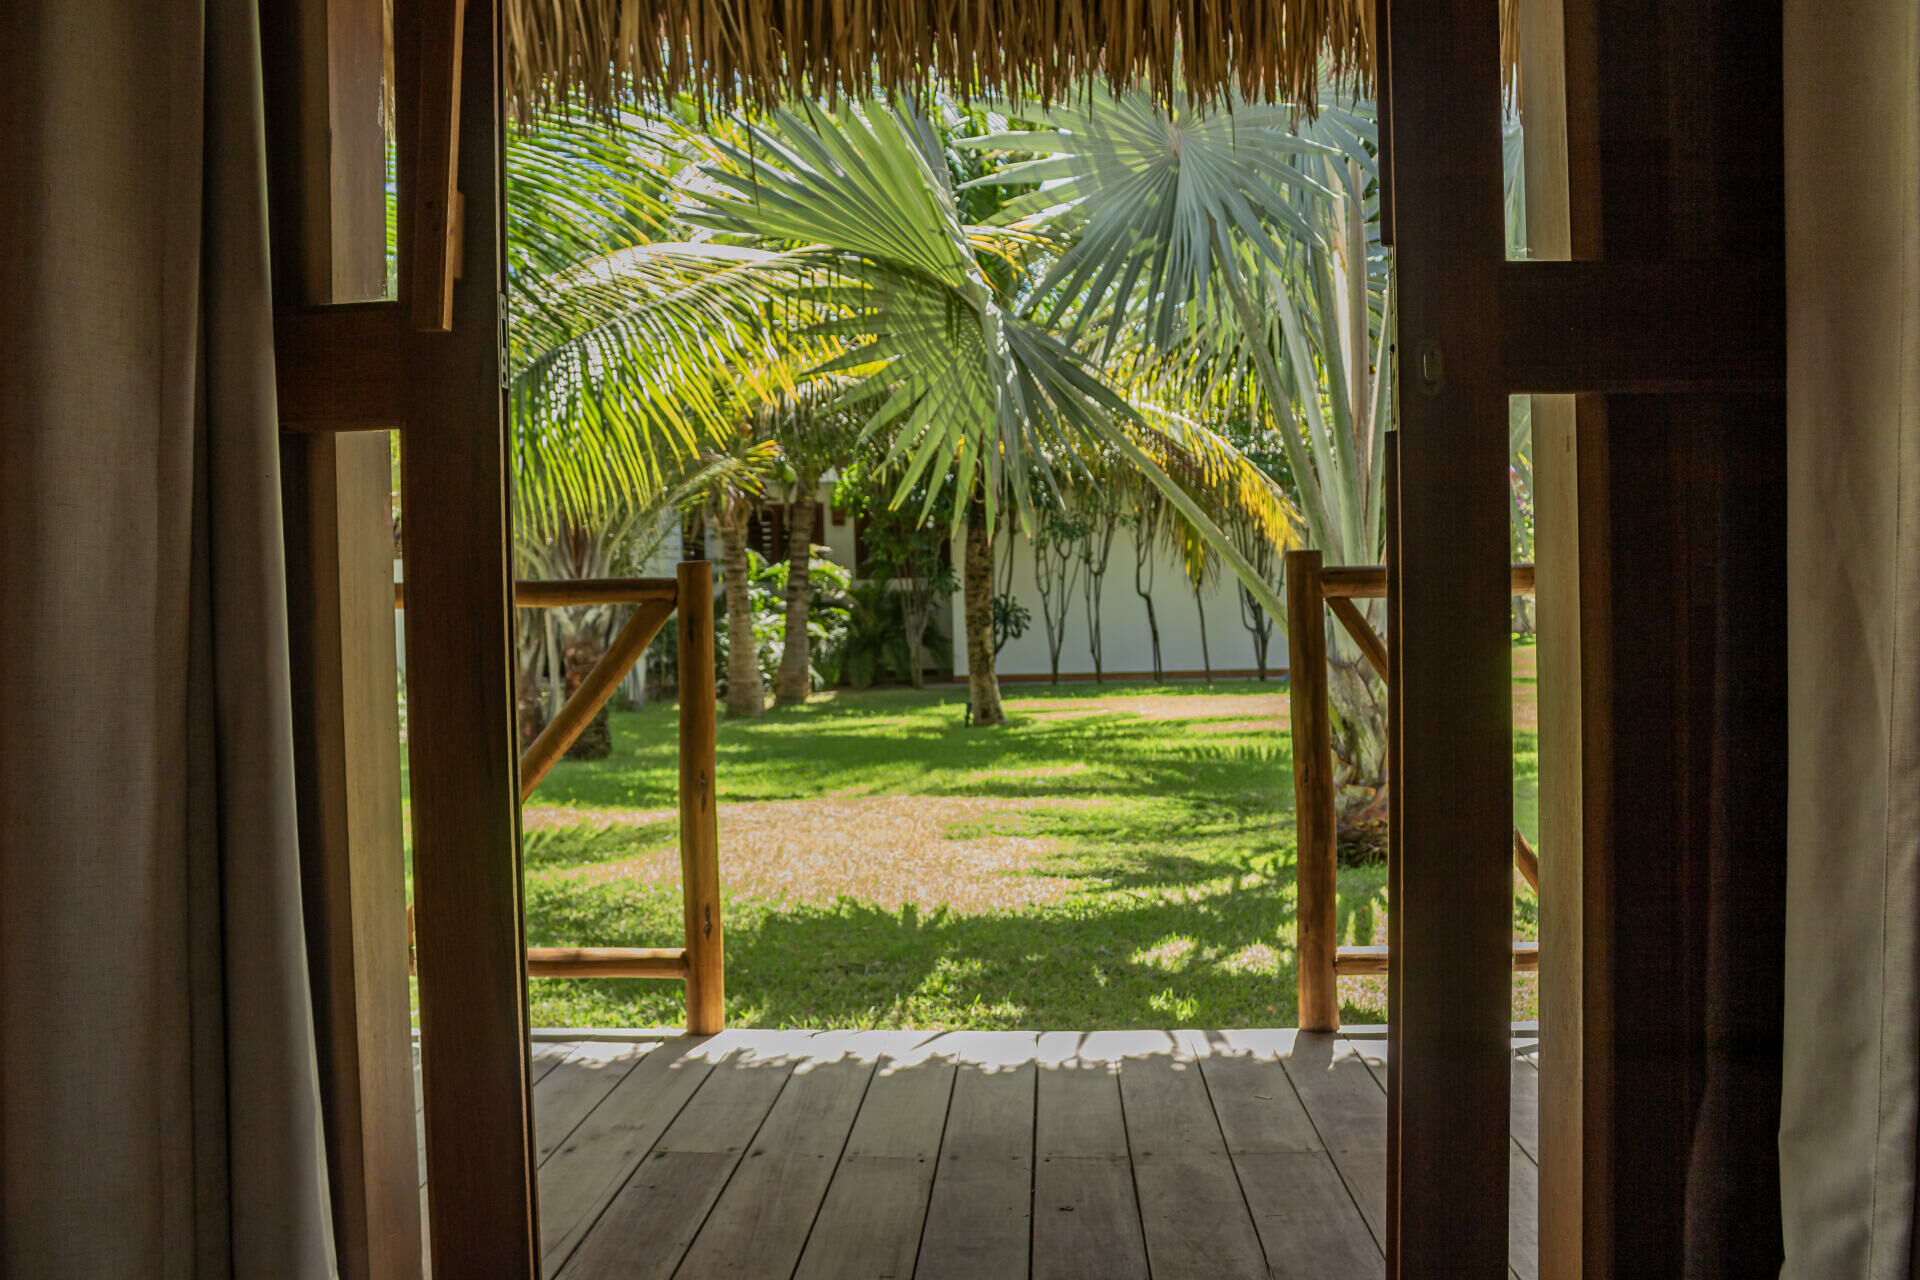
[508,670,1539,1032]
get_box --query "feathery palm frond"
[969,88,1391,573]
[683,97,1298,618]
[506,113,828,537]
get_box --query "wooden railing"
[1285,552,1539,1032]
[396,560,725,1033]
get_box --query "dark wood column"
[1380,0,1517,1271]
[393,0,543,1274]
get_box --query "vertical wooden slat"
[1383,430,1402,1277]
[1515,0,1601,1272]
[395,0,540,1270]
[1286,550,1339,1033]
[1383,0,1514,1271]
[408,0,466,331]
[677,561,726,1034]
[262,0,390,305]
[1375,0,1394,247]
[283,432,423,1280]
[261,0,419,1274]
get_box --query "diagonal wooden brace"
[518,598,675,801]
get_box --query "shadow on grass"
[523,856,1397,1032]
[529,684,1299,811]
[527,884,1306,1030]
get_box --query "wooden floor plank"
[512,1028,1531,1280]
[1033,1156,1149,1280]
[1189,1029,1324,1154]
[560,1151,737,1280]
[917,1033,1039,1280]
[1192,1030,1381,1276]
[795,1034,955,1280]
[837,1033,955,1159]
[1510,1051,1540,1165]
[1278,1034,1389,1251]
[1035,1032,1132,1158]
[1032,1032,1150,1280]
[1233,1151,1384,1279]
[537,1036,735,1274]
[532,1039,577,1084]
[671,1031,881,1280]
[559,1031,809,1280]
[1120,1031,1267,1279]
[1508,1142,1539,1280]
[794,1158,941,1280]
[535,1039,657,1163]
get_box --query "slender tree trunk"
[1193,583,1213,685]
[1238,584,1273,680]
[774,481,817,704]
[720,515,764,717]
[1134,532,1162,682]
[963,495,1005,726]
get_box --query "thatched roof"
[503,0,1383,118]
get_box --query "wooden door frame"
[1379,0,1780,1272]
[263,0,1784,1272]
[270,0,539,1275]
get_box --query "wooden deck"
[419,1028,1541,1279]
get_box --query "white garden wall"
[947,519,1287,682]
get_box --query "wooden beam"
[1533,390,1590,1280]
[394,577,681,608]
[1384,0,1515,1269]
[1286,550,1340,1034]
[676,561,726,1035]
[276,303,409,433]
[525,947,690,978]
[1320,564,1535,600]
[394,0,540,1269]
[1516,0,1598,1271]
[1335,942,1541,976]
[1327,596,1390,681]
[508,578,677,608]
[408,0,465,331]
[1499,260,1785,394]
[1513,829,1541,894]
[518,599,675,801]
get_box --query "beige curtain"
[1781,0,1920,1275]
[0,0,335,1275]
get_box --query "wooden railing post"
[1287,549,1340,1032]
[676,561,725,1034]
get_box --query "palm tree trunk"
[1327,653,1388,835]
[774,481,817,704]
[963,494,1005,726]
[720,516,764,717]
[561,620,614,758]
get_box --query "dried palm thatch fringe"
[503,0,1409,120]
